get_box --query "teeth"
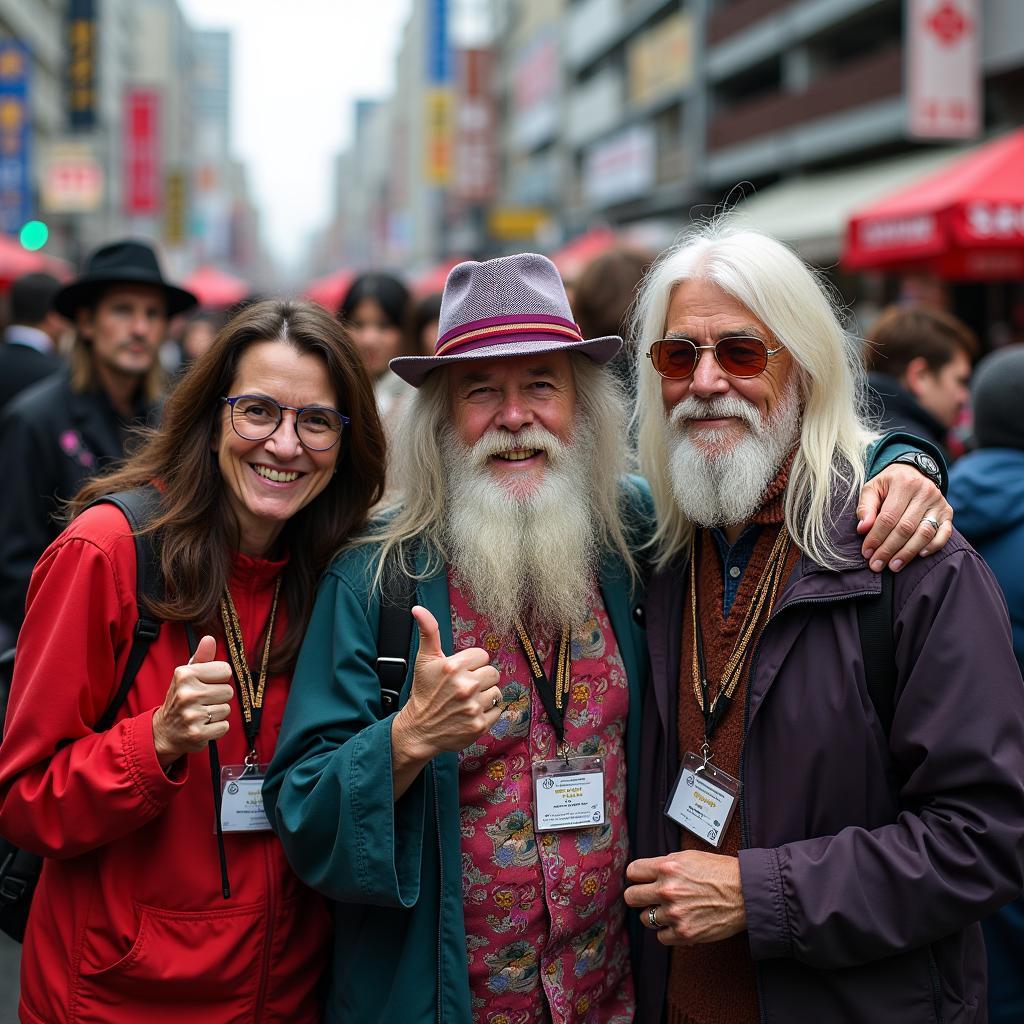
[495,449,541,462]
[253,465,299,483]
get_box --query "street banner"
[427,0,451,84]
[40,138,103,213]
[124,88,161,215]
[0,41,31,235]
[424,0,452,186]
[906,0,981,139]
[453,49,496,203]
[164,169,187,245]
[67,0,97,130]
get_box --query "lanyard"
[690,528,791,748]
[219,577,281,759]
[514,619,571,755]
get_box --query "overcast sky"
[178,0,411,277]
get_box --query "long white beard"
[441,422,597,634]
[666,381,801,528]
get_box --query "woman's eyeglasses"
[222,395,349,451]
[647,336,784,380]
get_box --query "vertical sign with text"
[124,88,161,215]
[425,0,453,186]
[907,0,981,139]
[453,49,496,203]
[0,41,31,234]
[67,0,97,130]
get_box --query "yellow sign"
[488,207,550,240]
[164,170,187,245]
[627,13,693,108]
[425,88,454,186]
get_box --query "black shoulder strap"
[375,552,415,718]
[858,570,897,738]
[89,486,165,732]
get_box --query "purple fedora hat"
[389,253,622,387]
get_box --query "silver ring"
[921,515,940,532]
[648,906,660,929]
[205,709,213,725]
[491,694,500,709]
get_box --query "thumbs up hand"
[151,633,235,768]
[391,607,503,767]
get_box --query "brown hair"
[864,304,979,377]
[74,299,387,671]
[573,247,653,340]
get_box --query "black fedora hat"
[54,239,198,319]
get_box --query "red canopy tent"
[410,258,464,298]
[0,234,73,289]
[843,128,1024,280]
[303,268,356,311]
[549,226,618,282]
[182,265,250,309]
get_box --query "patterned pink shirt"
[450,571,635,1024]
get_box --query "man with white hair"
[624,228,1024,1024]
[264,253,951,1024]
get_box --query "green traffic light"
[19,220,48,250]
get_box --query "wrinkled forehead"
[445,350,576,389]
[664,278,771,340]
[94,283,168,313]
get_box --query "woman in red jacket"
[0,300,386,1024]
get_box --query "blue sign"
[427,0,451,84]
[0,41,31,235]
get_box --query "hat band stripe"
[435,321,583,357]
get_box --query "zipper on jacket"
[926,947,945,1024]
[430,760,444,1024]
[253,838,274,1021]
[740,591,865,1024]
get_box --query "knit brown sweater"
[666,468,801,1024]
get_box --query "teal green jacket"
[263,479,654,1024]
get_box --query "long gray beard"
[441,423,597,634]
[666,381,801,528]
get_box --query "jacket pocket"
[79,899,266,1003]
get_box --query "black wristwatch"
[891,450,943,489]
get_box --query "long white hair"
[360,353,640,591]
[632,224,877,570]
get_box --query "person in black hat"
[0,272,67,414]
[0,239,196,631]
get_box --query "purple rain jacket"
[634,516,1024,1024]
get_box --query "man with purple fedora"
[0,239,195,631]
[264,253,950,1024]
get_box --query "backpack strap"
[375,553,416,718]
[857,569,897,739]
[89,486,165,732]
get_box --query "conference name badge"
[218,764,273,833]
[532,755,606,832]
[664,751,741,849]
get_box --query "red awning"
[182,265,250,309]
[0,235,73,289]
[411,258,464,298]
[303,268,355,312]
[843,128,1024,280]
[549,226,618,282]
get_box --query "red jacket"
[0,504,331,1024]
